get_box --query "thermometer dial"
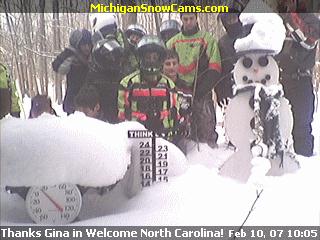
[25,183,82,224]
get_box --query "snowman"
[219,13,300,182]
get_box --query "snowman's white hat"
[234,13,286,55]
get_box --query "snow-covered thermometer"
[25,183,82,224]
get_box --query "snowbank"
[0,113,187,187]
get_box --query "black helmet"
[137,35,166,75]
[125,24,147,47]
[92,38,124,72]
[160,20,181,42]
[285,13,320,49]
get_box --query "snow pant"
[63,92,76,115]
[282,76,315,157]
[0,88,10,118]
[190,93,218,146]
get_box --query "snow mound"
[0,113,187,187]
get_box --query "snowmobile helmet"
[285,13,320,50]
[160,20,181,42]
[91,13,118,39]
[92,38,124,72]
[69,29,92,49]
[125,24,147,47]
[137,35,166,75]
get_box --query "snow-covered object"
[234,13,286,55]
[0,113,187,187]
[220,53,299,182]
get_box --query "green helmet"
[137,35,166,75]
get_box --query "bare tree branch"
[231,189,264,239]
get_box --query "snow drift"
[0,113,187,188]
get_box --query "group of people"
[1,0,319,157]
[50,0,224,153]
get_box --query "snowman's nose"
[253,68,259,73]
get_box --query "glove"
[215,78,234,108]
[177,117,191,137]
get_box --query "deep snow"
[1,98,319,226]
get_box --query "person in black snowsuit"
[85,37,124,123]
[276,13,320,157]
[216,2,253,106]
[52,29,92,115]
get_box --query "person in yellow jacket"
[118,35,179,138]
[166,0,222,148]
[0,62,21,119]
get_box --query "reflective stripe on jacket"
[167,30,221,87]
[118,71,179,131]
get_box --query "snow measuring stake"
[128,130,168,187]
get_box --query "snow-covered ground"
[1,93,319,226]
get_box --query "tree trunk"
[53,0,63,104]
[121,13,137,30]
[22,13,38,97]
[153,13,161,37]
[4,10,25,97]
[39,13,48,95]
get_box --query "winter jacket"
[118,71,179,135]
[52,47,89,115]
[86,64,123,123]
[166,26,221,99]
[0,63,21,117]
[216,34,237,103]
[277,40,316,87]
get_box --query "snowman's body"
[220,53,300,182]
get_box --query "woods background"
[0,0,319,104]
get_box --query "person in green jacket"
[166,0,222,148]
[0,63,21,119]
[118,35,179,138]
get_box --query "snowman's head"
[233,53,279,87]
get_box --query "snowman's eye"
[258,56,269,67]
[242,57,253,68]
[243,76,248,81]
